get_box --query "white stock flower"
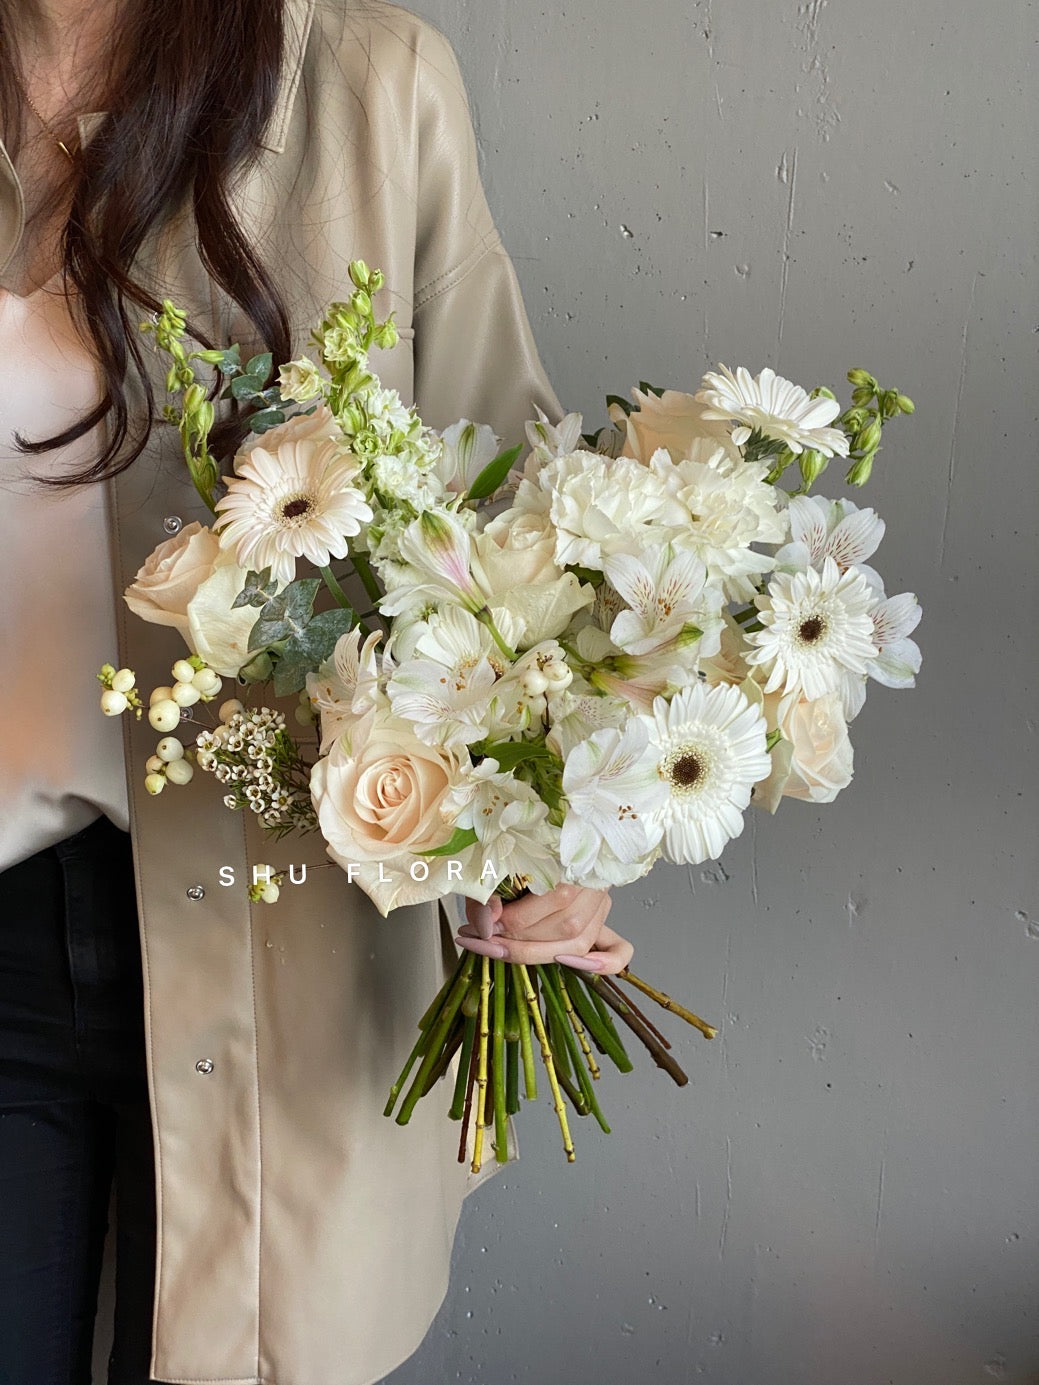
[649,441,788,602]
[603,545,723,658]
[444,760,562,895]
[775,494,886,589]
[640,681,772,864]
[215,429,372,584]
[559,719,667,880]
[693,365,850,457]
[746,556,878,700]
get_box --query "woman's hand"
[456,883,632,976]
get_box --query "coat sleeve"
[409,23,564,445]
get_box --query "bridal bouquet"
[99,262,919,1170]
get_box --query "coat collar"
[0,0,316,276]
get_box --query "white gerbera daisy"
[215,435,372,584]
[641,681,772,865]
[746,556,878,700]
[694,365,850,458]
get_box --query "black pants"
[0,814,159,1385]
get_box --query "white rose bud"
[111,668,136,694]
[171,659,197,684]
[144,772,166,795]
[149,685,174,706]
[219,698,244,723]
[145,754,165,774]
[165,758,194,786]
[148,698,181,733]
[156,736,185,762]
[172,681,201,707]
[100,690,128,716]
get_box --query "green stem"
[586,975,690,1087]
[492,958,509,1163]
[566,970,633,1072]
[449,1012,478,1120]
[475,607,518,661]
[512,963,537,1099]
[538,966,610,1132]
[394,951,478,1123]
[350,550,383,608]
[318,564,358,615]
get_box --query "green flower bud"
[855,419,882,453]
[810,386,837,401]
[184,383,207,413]
[851,385,875,408]
[368,269,385,293]
[880,389,901,420]
[847,368,876,389]
[373,320,399,350]
[351,289,372,318]
[798,448,828,488]
[846,455,874,486]
[348,260,371,290]
[896,393,915,414]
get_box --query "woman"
[0,1,633,1382]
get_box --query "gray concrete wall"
[382,2,1039,1383]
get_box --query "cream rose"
[619,387,734,465]
[753,687,854,812]
[310,710,489,915]
[124,522,222,636]
[471,508,594,647]
[184,549,264,677]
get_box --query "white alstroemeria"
[387,607,502,749]
[522,405,586,470]
[746,556,878,701]
[699,613,755,688]
[559,719,667,878]
[640,681,772,864]
[838,589,922,720]
[603,546,724,658]
[568,624,702,711]
[693,365,850,458]
[381,510,486,616]
[215,431,372,585]
[649,441,788,602]
[774,494,886,590]
[443,760,562,895]
[434,419,502,495]
[513,449,685,570]
[545,688,629,761]
[306,629,388,754]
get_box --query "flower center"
[280,493,315,523]
[662,743,713,795]
[797,614,827,645]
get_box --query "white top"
[0,279,130,871]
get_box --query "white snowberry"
[100,690,128,716]
[110,668,136,694]
[149,685,174,706]
[144,772,166,795]
[156,736,185,762]
[172,681,201,707]
[171,659,196,684]
[165,758,194,786]
[219,698,245,723]
[148,699,181,733]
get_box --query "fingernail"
[553,953,605,973]
[472,903,496,940]
[456,935,508,960]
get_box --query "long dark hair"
[0,0,293,484]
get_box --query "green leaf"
[271,607,357,697]
[232,566,278,610]
[605,393,633,415]
[565,563,604,587]
[465,443,522,502]
[248,578,320,651]
[248,408,287,435]
[473,739,555,772]
[244,352,273,385]
[765,728,784,753]
[230,373,264,401]
[638,380,665,398]
[419,826,479,857]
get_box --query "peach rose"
[618,387,734,465]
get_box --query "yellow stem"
[557,970,600,1080]
[471,953,492,1174]
[516,964,575,1163]
[617,967,718,1040]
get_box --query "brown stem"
[587,976,689,1087]
[599,975,672,1050]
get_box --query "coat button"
[195,1059,214,1075]
[186,884,205,901]
[163,515,182,534]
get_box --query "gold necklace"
[21,86,78,162]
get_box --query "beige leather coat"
[0,3,560,1381]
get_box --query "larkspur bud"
[855,419,882,453]
[219,698,245,723]
[183,383,206,413]
[172,681,201,707]
[847,368,875,389]
[799,448,828,488]
[101,690,128,716]
[880,390,901,420]
[156,736,185,762]
[350,289,372,318]
[110,668,135,694]
[850,386,875,408]
[810,386,837,401]
[373,321,399,351]
[348,259,370,290]
[150,685,174,706]
[896,393,915,414]
[144,772,166,796]
[846,456,874,487]
[172,659,196,684]
[164,758,194,787]
[148,699,181,733]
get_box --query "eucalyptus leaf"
[231,566,278,610]
[248,408,287,435]
[230,373,264,401]
[244,352,273,385]
[248,578,320,650]
[465,443,522,502]
[271,608,356,697]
